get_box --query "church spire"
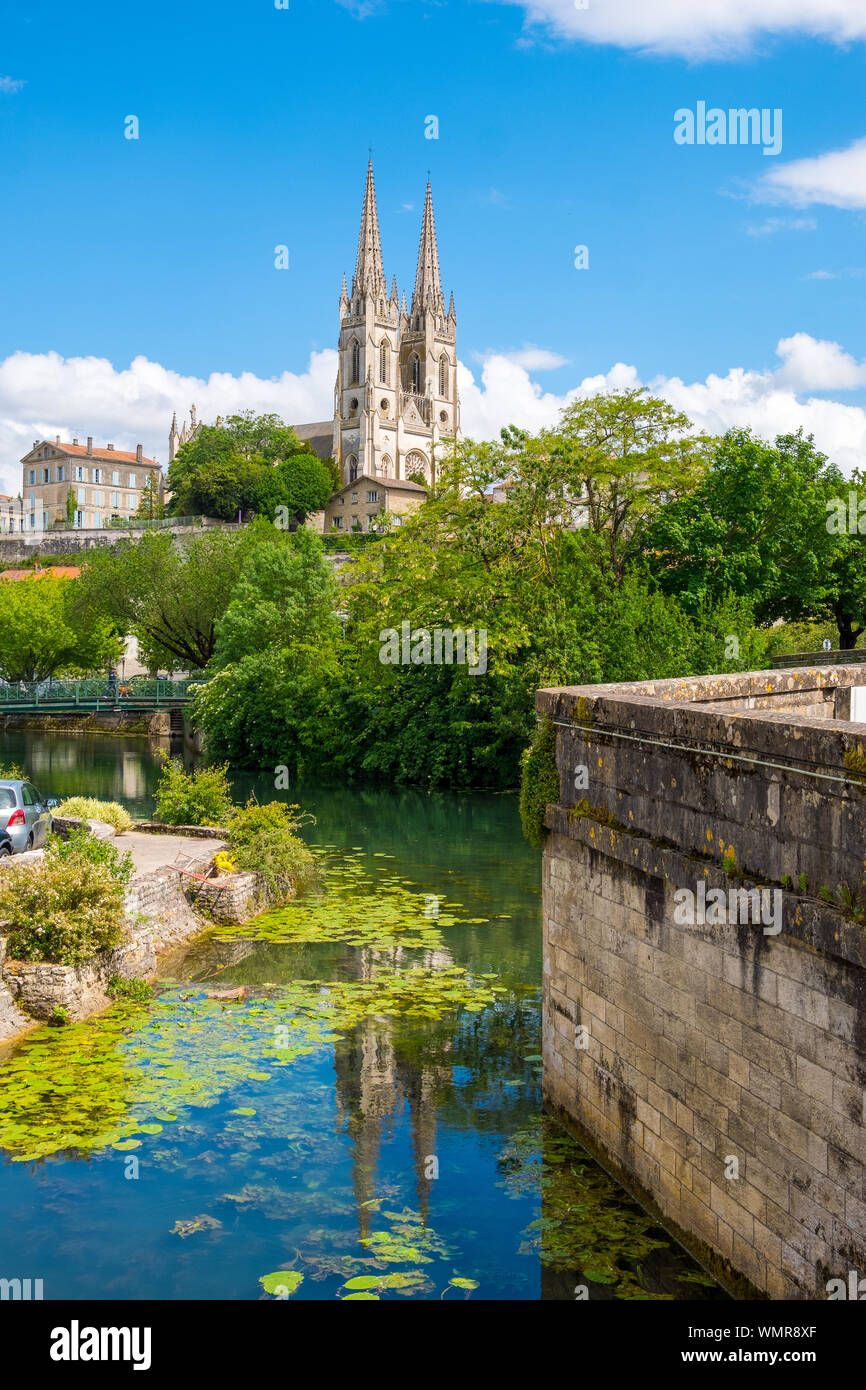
[411,180,444,317]
[352,160,387,300]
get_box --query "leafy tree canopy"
[0,577,122,682]
[166,412,334,523]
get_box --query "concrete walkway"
[118,831,227,879]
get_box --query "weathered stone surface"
[196,872,265,924]
[539,667,866,1300]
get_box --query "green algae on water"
[210,849,489,950]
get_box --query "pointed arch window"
[439,355,448,398]
[347,455,358,483]
[379,341,389,385]
[350,340,360,385]
[410,353,422,394]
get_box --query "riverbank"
[0,823,231,1041]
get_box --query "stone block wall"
[538,667,866,1300]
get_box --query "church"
[169,162,460,508]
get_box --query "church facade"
[330,162,459,487]
[168,162,459,500]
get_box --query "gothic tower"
[333,164,459,486]
[398,181,458,485]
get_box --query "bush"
[152,756,235,827]
[0,850,126,966]
[106,975,153,1005]
[228,800,316,900]
[519,715,560,849]
[47,824,134,886]
[57,797,134,835]
[0,762,24,780]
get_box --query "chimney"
[136,444,143,463]
[55,435,60,444]
[107,443,114,451]
[87,437,93,456]
[73,437,78,446]
[32,442,38,452]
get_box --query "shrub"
[0,762,24,780]
[152,755,235,828]
[57,797,134,835]
[214,850,237,875]
[47,824,134,887]
[519,715,560,848]
[0,851,126,966]
[228,800,316,900]
[106,975,153,1005]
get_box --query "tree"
[65,487,76,526]
[645,428,866,644]
[166,411,334,524]
[74,528,260,671]
[0,577,121,681]
[190,528,342,771]
[526,388,712,584]
[136,474,165,520]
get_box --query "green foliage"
[152,755,235,827]
[645,428,866,647]
[65,487,76,525]
[0,762,24,780]
[0,844,127,966]
[47,824,134,887]
[189,528,342,772]
[213,847,487,948]
[57,798,134,835]
[228,800,317,900]
[106,976,153,1004]
[48,1006,70,1027]
[166,411,333,524]
[0,576,122,682]
[135,474,165,520]
[519,716,559,848]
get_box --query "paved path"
[118,831,227,879]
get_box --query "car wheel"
[0,843,11,856]
[26,832,34,850]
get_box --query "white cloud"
[459,336,866,474]
[745,216,816,237]
[486,345,569,370]
[0,76,25,93]
[3,335,866,496]
[774,332,866,390]
[0,349,338,495]
[493,0,866,59]
[756,136,866,209]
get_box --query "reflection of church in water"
[333,947,453,1236]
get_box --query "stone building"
[0,495,23,533]
[168,404,201,463]
[19,437,164,531]
[165,163,458,519]
[329,162,459,488]
[323,473,428,534]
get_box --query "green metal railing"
[771,649,866,669]
[0,677,201,711]
[46,516,222,533]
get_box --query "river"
[0,730,725,1301]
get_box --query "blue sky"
[1,0,865,488]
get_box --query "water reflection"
[0,730,725,1300]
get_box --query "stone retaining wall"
[538,666,866,1300]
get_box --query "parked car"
[0,780,55,852]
